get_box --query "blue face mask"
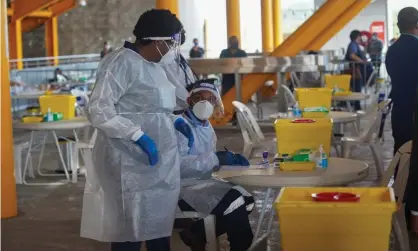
[193,41,198,46]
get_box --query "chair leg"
[341,142,351,159]
[242,141,253,159]
[204,215,219,251]
[370,143,383,179]
[392,205,411,251]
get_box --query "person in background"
[52,68,70,83]
[345,30,373,110]
[189,38,205,58]
[220,36,247,96]
[81,9,194,251]
[367,32,383,77]
[177,79,254,251]
[100,41,113,59]
[385,6,418,233]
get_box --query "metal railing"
[9,54,101,69]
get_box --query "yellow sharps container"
[39,95,76,120]
[295,88,332,118]
[275,187,396,251]
[274,118,332,170]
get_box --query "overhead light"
[79,0,87,7]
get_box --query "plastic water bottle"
[259,151,270,168]
[293,102,302,118]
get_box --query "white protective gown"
[160,52,196,110]
[177,112,252,214]
[81,48,180,242]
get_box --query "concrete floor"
[3,101,418,251]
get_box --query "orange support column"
[226,0,241,43]
[261,0,274,53]
[8,19,23,69]
[1,0,18,219]
[272,0,283,47]
[45,16,59,65]
[156,0,178,16]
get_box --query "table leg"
[266,189,278,234]
[22,131,35,185]
[253,187,272,242]
[52,131,70,181]
[71,129,80,183]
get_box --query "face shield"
[142,29,184,60]
[188,79,224,120]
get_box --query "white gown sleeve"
[87,59,143,141]
[178,130,219,180]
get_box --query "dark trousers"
[178,189,254,251]
[370,55,382,77]
[111,237,170,251]
[350,78,363,110]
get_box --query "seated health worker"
[81,9,194,251]
[176,79,254,251]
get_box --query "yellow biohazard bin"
[274,118,332,155]
[325,74,352,96]
[275,187,396,251]
[295,88,332,118]
[39,95,76,120]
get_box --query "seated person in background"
[51,68,70,83]
[177,79,254,251]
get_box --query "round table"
[332,92,370,101]
[215,157,369,242]
[215,158,368,188]
[269,111,357,124]
[13,117,91,185]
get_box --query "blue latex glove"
[216,150,236,165]
[135,134,159,166]
[233,153,250,166]
[174,118,194,147]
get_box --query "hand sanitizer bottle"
[293,102,302,118]
[316,145,328,169]
[47,108,53,122]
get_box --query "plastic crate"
[39,95,76,120]
[275,187,396,251]
[295,88,332,118]
[325,74,351,92]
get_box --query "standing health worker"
[386,6,418,232]
[81,9,194,251]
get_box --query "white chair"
[380,141,412,251]
[70,129,98,183]
[175,210,219,251]
[232,101,276,158]
[340,100,391,178]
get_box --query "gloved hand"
[174,118,194,147]
[135,134,159,166]
[216,148,250,166]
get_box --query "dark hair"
[349,30,361,41]
[133,9,183,46]
[307,50,318,55]
[398,7,418,33]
